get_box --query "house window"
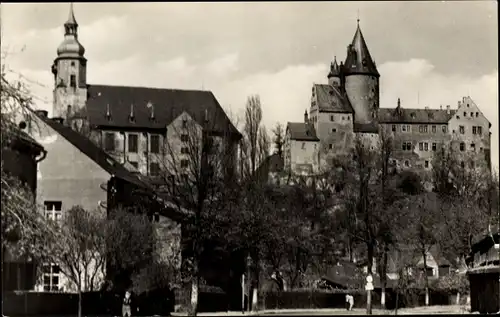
[442,125,447,133]
[432,125,436,133]
[463,112,466,117]
[426,267,434,277]
[181,134,189,142]
[476,112,479,117]
[150,162,160,176]
[402,125,407,132]
[329,144,333,150]
[391,125,396,132]
[419,142,423,151]
[181,147,189,154]
[419,125,427,133]
[104,132,115,151]
[182,119,188,129]
[347,115,350,120]
[425,160,429,168]
[181,160,189,168]
[42,264,61,292]
[404,160,409,167]
[432,143,437,151]
[302,142,306,149]
[129,161,138,169]
[460,142,465,152]
[44,201,62,223]
[330,115,334,122]
[472,126,477,135]
[71,61,75,67]
[424,143,428,151]
[459,126,465,134]
[471,143,476,151]
[332,128,337,133]
[478,126,482,135]
[342,116,345,120]
[150,135,160,154]
[128,134,138,153]
[470,112,474,117]
[70,75,76,88]
[461,161,465,168]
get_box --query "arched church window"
[70,75,76,88]
[71,61,75,67]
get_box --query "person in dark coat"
[122,290,133,317]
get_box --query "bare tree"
[272,122,285,159]
[34,206,107,317]
[152,109,237,316]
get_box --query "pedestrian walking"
[122,290,133,317]
[345,294,354,311]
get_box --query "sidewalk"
[171,305,470,316]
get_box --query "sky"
[1,1,498,170]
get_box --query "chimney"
[446,105,451,114]
[34,110,48,118]
[397,98,401,108]
[304,109,309,123]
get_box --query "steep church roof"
[314,84,353,113]
[327,57,340,78]
[343,23,379,77]
[78,84,241,139]
[286,122,319,142]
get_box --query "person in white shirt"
[345,294,354,311]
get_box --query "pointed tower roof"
[344,22,379,77]
[65,2,78,27]
[57,3,85,58]
[327,56,340,78]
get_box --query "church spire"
[343,22,379,77]
[57,3,85,57]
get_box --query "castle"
[284,21,492,176]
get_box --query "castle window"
[471,143,476,151]
[104,133,115,151]
[478,126,482,135]
[342,116,345,120]
[181,134,189,142]
[432,125,436,133]
[425,161,429,168]
[472,126,477,135]
[332,128,337,133]
[464,112,466,117]
[391,125,396,132]
[459,126,465,134]
[69,75,76,88]
[419,142,423,151]
[461,161,465,168]
[347,115,350,120]
[128,134,138,153]
[442,125,447,133]
[329,144,333,150]
[150,135,160,154]
[302,142,306,150]
[182,119,188,128]
[432,143,437,151]
[424,143,429,151]
[470,112,474,117]
[71,61,75,67]
[181,160,189,168]
[476,112,479,117]
[181,147,189,154]
[402,125,407,132]
[330,115,334,122]
[459,142,465,152]
[404,160,409,167]
[150,162,160,176]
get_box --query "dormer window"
[476,112,479,117]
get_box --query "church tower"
[327,57,341,87]
[343,21,380,125]
[51,3,87,120]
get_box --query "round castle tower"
[342,21,380,126]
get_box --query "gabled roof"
[344,24,379,77]
[428,244,452,267]
[33,111,153,191]
[379,107,456,124]
[77,84,241,139]
[314,84,353,113]
[286,122,319,141]
[1,118,45,155]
